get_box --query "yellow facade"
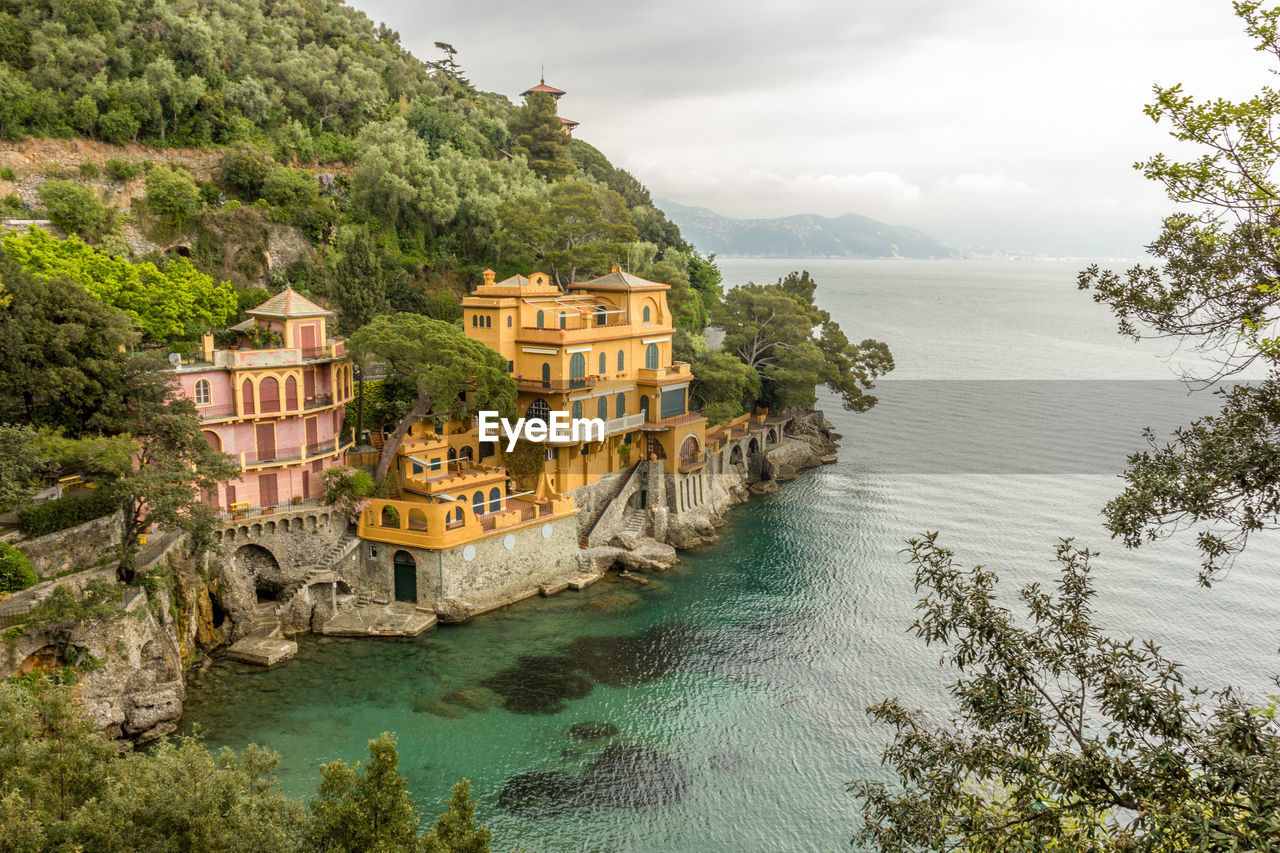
[459,266,707,491]
[368,267,707,553]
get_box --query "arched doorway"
[235,544,282,603]
[645,343,659,369]
[393,550,417,603]
[541,362,551,388]
[569,353,586,388]
[730,444,744,467]
[748,437,760,455]
[679,435,700,467]
[639,395,649,420]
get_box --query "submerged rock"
[578,745,687,812]
[568,721,619,740]
[480,655,594,715]
[499,771,581,818]
[442,687,494,711]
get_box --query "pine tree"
[422,779,492,853]
[508,92,574,180]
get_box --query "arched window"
[617,349,624,372]
[569,353,586,388]
[486,316,492,328]
[453,506,463,524]
[571,401,583,420]
[640,395,649,419]
[447,446,457,461]
[202,430,221,451]
[194,379,211,406]
[595,307,607,326]
[471,314,478,326]
[643,305,651,323]
[259,377,280,413]
[472,491,485,514]
[507,315,512,328]
[598,352,607,375]
[285,376,298,410]
[241,379,255,414]
[597,396,608,420]
[488,487,502,514]
[559,313,567,330]
[616,393,626,418]
[536,309,544,328]
[381,505,399,528]
[645,343,659,369]
[541,362,551,388]
[526,399,551,423]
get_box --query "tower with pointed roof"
[173,286,356,512]
[520,76,579,136]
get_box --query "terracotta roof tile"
[245,286,333,318]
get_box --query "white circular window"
[503,533,516,550]
[541,523,553,540]
[462,544,477,562]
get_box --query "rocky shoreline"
[1,411,839,744]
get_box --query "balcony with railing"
[177,339,347,371]
[237,436,349,469]
[197,402,239,422]
[514,375,600,393]
[642,410,705,430]
[636,362,694,384]
[516,319,632,345]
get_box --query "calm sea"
[183,259,1280,851]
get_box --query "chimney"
[482,269,496,286]
[201,333,214,362]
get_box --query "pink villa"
[174,287,356,511]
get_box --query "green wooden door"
[393,551,417,603]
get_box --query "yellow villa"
[460,266,707,489]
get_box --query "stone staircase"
[243,601,282,639]
[227,601,296,666]
[620,511,646,538]
[578,463,639,548]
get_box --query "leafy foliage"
[0,679,491,852]
[713,270,893,412]
[144,165,202,228]
[349,314,517,479]
[37,180,113,242]
[1076,2,1280,580]
[0,542,37,592]
[508,92,574,181]
[498,180,637,286]
[853,534,1280,850]
[2,227,237,343]
[16,490,118,538]
[322,467,379,522]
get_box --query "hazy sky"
[354,0,1273,257]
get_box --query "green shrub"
[0,543,37,591]
[218,147,273,198]
[144,166,201,228]
[78,162,100,179]
[17,490,118,538]
[262,166,318,208]
[104,158,142,182]
[0,167,15,182]
[37,180,112,241]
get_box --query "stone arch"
[767,427,777,444]
[234,544,282,602]
[748,437,760,455]
[730,444,744,466]
[292,517,304,531]
[265,521,276,535]
[251,523,263,537]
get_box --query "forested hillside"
[0,0,714,339]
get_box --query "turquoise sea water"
[183,260,1280,851]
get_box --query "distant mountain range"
[657,199,955,259]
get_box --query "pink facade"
[173,288,356,511]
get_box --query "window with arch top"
[507,315,512,328]
[569,352,586,388]
[526,398,551,423]
[643,305,651,323]
[599,351,607,375]
[571,401,583,420]
[617,349,624,372]
[559,313,567,330]
[616,393,626,418]
[194,379,211,406]
[597,396,608,420]
[536,309,544,328]
[645,343,659,370]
